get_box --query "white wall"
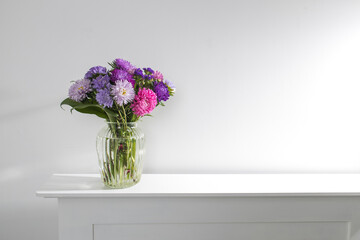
[1,0,360,239]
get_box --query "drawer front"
[94,222,349,240]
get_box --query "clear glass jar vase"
[96,122,145,188]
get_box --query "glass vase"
[96,122,145,188]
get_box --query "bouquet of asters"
[61,58,175,188]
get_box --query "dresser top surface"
[36,173,360,198]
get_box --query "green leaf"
[74,105,108,119]
[103,107,118,117]
[60,98,81,110]
[60,98,118,120]
[75,104,118,119]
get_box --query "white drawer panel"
[94,221,349,240]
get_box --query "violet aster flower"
[111,80,135,106]
[143,67,154,74]
[92,75,111,91]
[144,75,153,81]
[96,89,113,108]
[134,68,144,78]
[114,58,135,74]
[153,71,163,81]
[164,79,176,92]
[153,81,170,102]
[68,79,92,102]
[84,66,107,79]
[131,88,157,117]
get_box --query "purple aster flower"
[111,69,130,81]
[84,66,107,79]
[144,75,153,81]
[92,75,111,91]
[134,68,144,78]
[153,81,170,102]
[114,58,136,74]
[143,67,154,74]
[164,79,176,92]
[68,79,92,102]
[111,69,135,87]
[111,80,135,106]
[96,89,113,108]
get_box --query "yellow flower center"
[121,89,127,96]
[78,86,84,91]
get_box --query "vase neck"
[106,122,138,128]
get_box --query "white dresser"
[36,174,360,240]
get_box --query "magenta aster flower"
[153,71,163,81]
[68,79,92,102]
[111,80,135,106]
[131,88,157,117]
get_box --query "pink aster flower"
[111,80,135,106]
[153,71,163,81]
[131,88,157,117]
